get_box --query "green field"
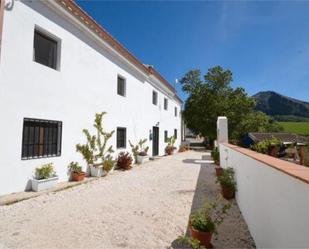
[279,122,309,136]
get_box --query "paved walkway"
[0,151,255,249]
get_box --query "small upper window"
[174,129,177,139]
[175,107,178,117]
[117,127,126,148]
[33,29,59,70]
[164,98,168,110]
[117,76,126,96]
[152,91,158,105]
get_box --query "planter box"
[136,155,149,164]
[31,176,58,192]
[90,165,103,177]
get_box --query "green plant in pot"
[32,163,58,192]
[165,136,176,155]
[211,147,220,165]
[189,200,231,247]
[76,112,115,177]
[129,139,149,164]
[173,235,206,249]
[68,161,85,182]
[217,167,237,200]
[103,156,116,174]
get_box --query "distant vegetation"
[254,91,309,121]
[279,122,309,136]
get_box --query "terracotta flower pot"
[72,172,86,182]
[214,160,220,166]
[215,167,223,177]
[189,223,213,247]
[221,186,235,200]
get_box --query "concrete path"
[0,151,255,249]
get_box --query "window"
[33,29,59,70]
[164,130,168,143]
[175,107,178,117]
[117,76,126,96]
[164,98,168,110]
[152,91,158,105]
[174,129,177,139]
[117,127,126,148]
[22,118,62,159]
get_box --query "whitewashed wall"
[219,143,309,248]
[0,1,181,195]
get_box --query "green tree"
[180,66,282,143]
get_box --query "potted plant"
[31,163,58,192]
[129,139,149,164]
[215,166,223,177]
[189,200,231,247]
[211,147,220,165]
[178,145,188,153]
[217,167,237,200]
[117,152,133,170]
[173,235,205,249]
[76,112,115,177]
[165,136,176,155]
[102,156,116,174]
[68,161,86,182]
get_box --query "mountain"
[253,91,309,120]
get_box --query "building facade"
[0,0,182,195]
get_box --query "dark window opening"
[117,127,126,148]
[152,91,158,105]
[164,130,168,143]
[175,107,178,117]
[117,76,126,96]
[174,129,177,139]
[164,98,168,110]
[33,29,58,70]
[22,118,62,159]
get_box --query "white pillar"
[217,116,228,143]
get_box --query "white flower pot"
[31,176,58,192]
[90,165,103,177]
[136,155,149,164]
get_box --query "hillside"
[253,91,309,120]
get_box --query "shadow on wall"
[171,154,218,248]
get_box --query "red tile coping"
[222,142,309,184]
[55,0,182,101]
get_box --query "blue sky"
[77,1,309,102]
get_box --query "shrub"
[35,163,56,180]
[217,167,236,191]
[117,152,133,170]
[103,156,116,172]
[129,139,149,159]
[211,147,220,162]
[251,136,281,155]
[68,161,83,174]
[174,235,205,249]
[76,112,114,167]
[190,199,231,233]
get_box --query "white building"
[0,0,182,195]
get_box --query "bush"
[117,152,133,170]
[251,136,281,155]
[35,163,56,180]
[190,199,231,233]
[68,161,83,174]
[174,235,205,249]
[103,156,116,172]
[211,147,220,162]
[217,167,236,191]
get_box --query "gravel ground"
[0,151,255,249]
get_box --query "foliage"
[211,147,220,162]
[35,163,56,180]
[166,136,176,147]
[251,136,282,154]
[190,199,231,233]
[180,66,283,142]
[117,152,133,170]
[129,139,149,158]
[279,122,309,136]
[103,156,116,172]
[174,235,206,249]
[217,167,236,191]
[178,145,189,152]
[76,112,115,167]
[68,161,83,174]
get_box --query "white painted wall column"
[217,116,228,143]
